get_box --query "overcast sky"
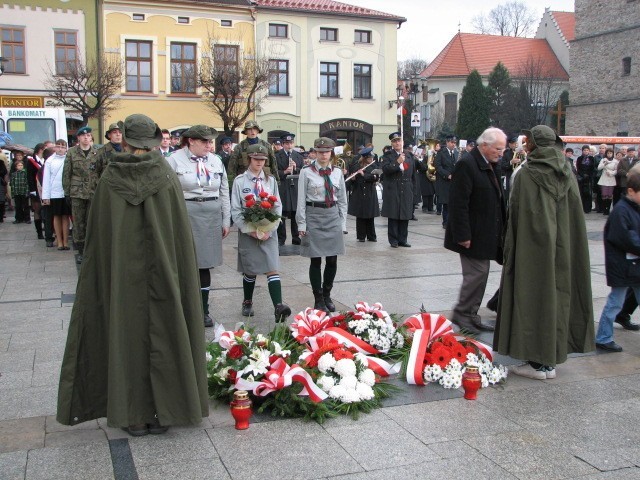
[340,0,575,61]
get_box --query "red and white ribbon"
[354,302,389,319]
[290,308,333,343]
[402,313,453,385]
[219,330,251,350]
[403,313,453,340]
[235,358,327,402]
[454,335,494,362]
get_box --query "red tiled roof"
[551,11,575,42]
[421,33,568,81]
[255,0,405,22]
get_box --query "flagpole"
[399,95,404,140]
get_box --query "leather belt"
[186,196,218,202]
[306,201,335,208]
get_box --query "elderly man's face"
[478,137,506,163]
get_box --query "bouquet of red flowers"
[241,191,281,239]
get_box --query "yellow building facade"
[102,0,255,135]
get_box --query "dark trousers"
[277,212,299,244]
[387,218,408,245]
[613,186,622,205]
[442,203,449,226]
[580,191,592,213]
[13,195,30,222]
[41,205,54,241]
[617,287,639,320]
[421,195,434,212]
[452,255,490,326]
[356,217,376,240]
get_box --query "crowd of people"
[3,113,640,436]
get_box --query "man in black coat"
[444,127,507,334]
[381,132,415,248]
[434,135,457,228]
[276,133,304,245]
[216,137,233,170]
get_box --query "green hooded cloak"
[494,126,595,365]
[57,150,209,427]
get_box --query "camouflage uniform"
[62,144,99,253]
[95,142,120,178]
[227,138,278,186]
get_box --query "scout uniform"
[230,144,291,322]
[227,120,279,185]
[62,126,99,262]
[296,137,348,312]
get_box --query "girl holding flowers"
[231,144,291,322]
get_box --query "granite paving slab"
[45,416,98,434]
[137,458,231,480]
[325,419,439,471]
[44,428,107,448]
[0,350,35,373]
[0,417,45,453]
[207,419,364,480]
[0,450,27,480]
[0,385,58,421]
[128,429,218,468]
[25,441,113,480]
[576,469,640,479]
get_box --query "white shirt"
[41,153,66,200]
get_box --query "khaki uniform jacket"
[95,142,120,178]
[62,144,99,199]
[227,138,279,185]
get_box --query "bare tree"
[198,37,271,136]
[516,55,565,125]
[397,57,429,80]
[44,53,123,126]
[471,1,537,37]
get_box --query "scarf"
[247,138,259,145]
[314,163,334,206]
[190,155,211,187]
[111,143,122,152]
[252,176,264,196]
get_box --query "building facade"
[0,0,97,137]
[255,0,405,150]
[566,0,640,136]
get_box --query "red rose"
[227,344,243,359]
[244,194,255,201]
[228,369,237,383]
[259,191,269,199]
[245,200,256,208]
[268,195,278,203]
[260,200,272,209]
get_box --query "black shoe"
[436,212,442,215]
[37,233,44,239]
[46,241,54,248]
[596,341,623,352]
[241,300,254,317]
[24,220,31,224]
[486,298,498,313]
[123,424,148,437]
[313,291,327,312]
[410,216,418,221]
[147,417,169,435]
[614,317,640,331]
[278,241,285,246]
[390,243,399,248]
[473,321,495,331]
[450,317,480,335]
[274,303,291,322]
[292,238,301,245]
[357,238,365,242]
[204,314,214,328]
[367,238,377,242]
[323,288,335,312]
[398,242,411,247]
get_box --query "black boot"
[202,290,214,327]
[274,303,291,323]
[603,199,611,215]
[323,285,335,312]
[313,290,327,312]
[35,219,44,239]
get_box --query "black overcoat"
[434,148,456,203]
[276,149,304,212]
[604,195,640,287]
[444,148,506,261]
[381,149,415,220]
[347,160,380,218]
[416,158,436,196]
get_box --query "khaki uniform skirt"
[185,199,223,269]
[237,232,279,274]
[300,205,345,258]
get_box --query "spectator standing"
[10,159,30,224]
[216,137,233,170]
[495,125,595,380]
[445,127,506,334]
[434,135,457,228]
[62,126,99,263]
[41,142,71,250]
[593,144,608,212]
[26,143,46,238]
[597,148,618,215]
[576,145,596,213]
[158,129,172,157]
[36,146,57,247]
[615,147,638,205]
[227,121,278,186]
[0,152,8,223]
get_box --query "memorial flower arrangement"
[338,302,404,354]
[422,334,508,389]
[241,192,281,239]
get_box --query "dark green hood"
[101,150,174,205]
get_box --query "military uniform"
[95,142,120,178]
[228,138,278,185]
[62,143,99,255]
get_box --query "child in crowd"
[596,171,640,352]
[9,159,31,224]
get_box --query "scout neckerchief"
[251,175,264,196]
[312,161,334,207]
[190,154,211,186]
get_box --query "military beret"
[77,126,92,136]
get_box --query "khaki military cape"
[57,150,209,427]
[494,144,595,365]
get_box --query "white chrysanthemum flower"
[440,372,456,389]
[358,369,376,387]
[318,352,337,373]
[499,365,508,379]
[355,352,369,365]
[205,352,213,362]
[481,374,489,388]
[356,382,375,400]
[466,353,479,365]
[216,366,230,380]
[341,388,362,403]
[334,358,357,378]
[255,333,268,345]
[424,364,444,382]
[329,384,347,400]
[447,358,462,372]
[340,375,358,390]
[318,375,335,392]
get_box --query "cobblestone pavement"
[1,209,639,480]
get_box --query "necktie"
[317,167,334,207]
[190,155,210,187]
